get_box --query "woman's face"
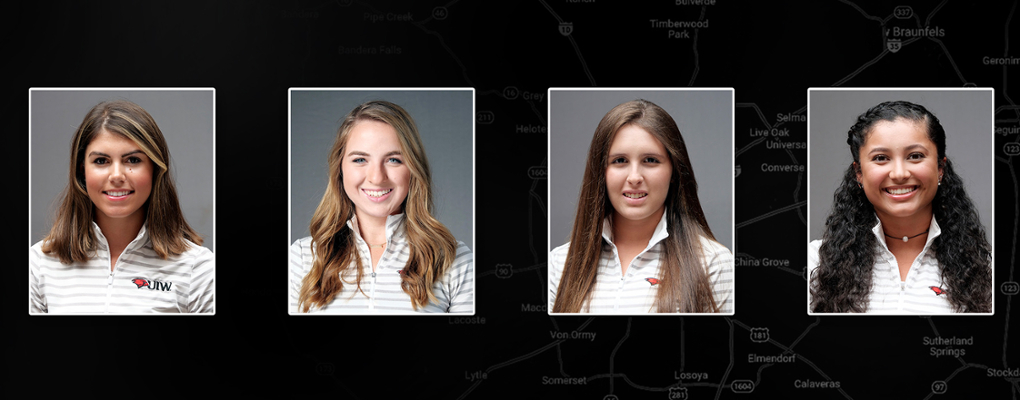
[341,120,411,223]
[856,117,942,224]
[605,124,672,224]
[83,130,153,227]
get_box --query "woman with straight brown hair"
[290,100,473,313]
[29,100,213,314]
[549,99,733,313]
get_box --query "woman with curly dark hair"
[809,100,992,313]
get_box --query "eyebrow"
[88,150,145,158]
[347,150,403,157]
[867,144,930,155]
[608,152,667,158]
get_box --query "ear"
[939,156,946,180]
[853,162,862,185]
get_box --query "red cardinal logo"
[646,278,660,286]
[132,278,149,288]
[929,286,946,296]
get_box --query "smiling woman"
[29,100,214,314]
[549,99,734,314]
[809,100,992,314]
[290,100,474,314]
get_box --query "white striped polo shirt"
[549,211,735,314]
[29,222,215,314]
[808,216,985,314]
[290,214,474,314]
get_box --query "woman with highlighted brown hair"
[290,100,473,313]
[29,100,213,314]
[549,99,733,313]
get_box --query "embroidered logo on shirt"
[646,278,660,286]
[131,277,173,291]
[929,286,947,296]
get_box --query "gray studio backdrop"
[30,89,215,251]
[290,90,474,250]
[549,89,734,251]
[808,89,994,244]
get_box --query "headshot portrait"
[807,88,994,315]
[29,88,215,314]
[548,89,734,314]
[289,89,474,314]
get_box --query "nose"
[367,160,387,184]
[626,164,643,185]
[109,161,126,183]
[890,159,910,181]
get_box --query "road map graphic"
[16,1,1019,398]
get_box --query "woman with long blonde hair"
[29,100,213,314]
[290,100,473,313]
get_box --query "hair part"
[552,99,721,313]
[42,100,203,263]
[298,100,458,312]
[811,100,991,312]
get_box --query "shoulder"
[808,239,823,252]
[550,241,575,258]
[28,240,58,265]
[291,236,314,251]
[29,240,66,265]
[549,242,572,269]
[290,237,314,268]
[29,240,47,257]
[180,240,213,258]
[807,239,824,273]
[172,240,214,269]
[451,241,473,266]
[698,237,733,263]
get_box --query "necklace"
[884,229,929,243]
[369,242,386,249]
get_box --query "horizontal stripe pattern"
[808,216,973,314]
[29,223,214,314]
[549,211,734,314]
[290,214,474,314]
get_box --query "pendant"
[902,236,908,242]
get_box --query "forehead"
[86,129,142,152]
[345,120,401,152]
[609,124,667,152]
[862,118,932,148]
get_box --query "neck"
[877,208,933,240]
[877,209,933,251]
[610,206,664,247]
[355,210,390,245]
[94,209,145,249]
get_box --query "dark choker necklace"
[884,229,929,243]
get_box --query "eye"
[907,152,925,160]
[871,154,889,162]
[126,156,144,164]
[643,156,661,163]
[387,157,403,164]
[609,157,627,164]
[92,158,108,165]
[351,157,367,164]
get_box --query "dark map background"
[12,1,1020,398]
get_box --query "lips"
[103,190,134,200]
[362,188,393,202]
[621,191,649,205]
[882,185,919,201]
